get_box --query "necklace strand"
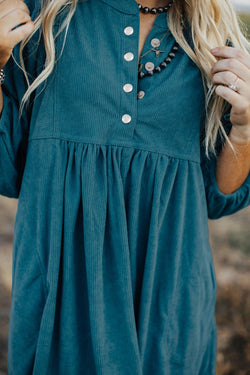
[138,41,179,79]
[137,0,175,14]
[139,29,170,62]
[137,1,181,80]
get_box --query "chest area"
[30,1,205,161]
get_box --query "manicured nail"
[211,48,218,53]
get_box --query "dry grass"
[209,208,250,375]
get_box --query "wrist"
[229,125,250,145]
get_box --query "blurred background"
[0,1,250,375]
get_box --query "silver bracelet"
[0,68,5,85]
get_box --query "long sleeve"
[200,111,250,220]
[0,0,43,198]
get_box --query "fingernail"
[211,48,218,53]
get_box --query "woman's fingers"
[211,57,250,83]
[211,46,250,70]
[212,71,250,99]
[0,0,30,21]
[0,0,35,68]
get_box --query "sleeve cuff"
[0,92,21,198]
[206,155,250,219]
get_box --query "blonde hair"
[18,0,250,158]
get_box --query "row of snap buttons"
[122,26,134,124]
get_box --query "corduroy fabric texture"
[0,0,250,374]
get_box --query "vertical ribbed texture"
[0,0,249,374]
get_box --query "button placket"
[120,21,138,127]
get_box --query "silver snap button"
[151,38,160,48]
[122,114,132,124]
[145,62,155,72]
[137,90,145,99]
[123,83,133,93]
[124,26,134,36]
[124,52,134,62]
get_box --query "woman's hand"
[0,0,35,69]
[210,46,250,143]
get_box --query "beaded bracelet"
[0,68,5,85]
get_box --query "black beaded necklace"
[137,0,180,80]
[137,0,175,14]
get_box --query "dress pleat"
[0,0,249,373]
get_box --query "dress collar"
[99,0,170,29]
[99,0,139,15]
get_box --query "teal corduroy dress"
[1,0,250,374]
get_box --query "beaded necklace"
[137,0,175,14]
[137,0,181,80]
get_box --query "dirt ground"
[0,196,249,375]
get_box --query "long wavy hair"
[17,0,250,158]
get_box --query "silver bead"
[151,38,160,48]
[137,90,145,99]
[145,62,155,72]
